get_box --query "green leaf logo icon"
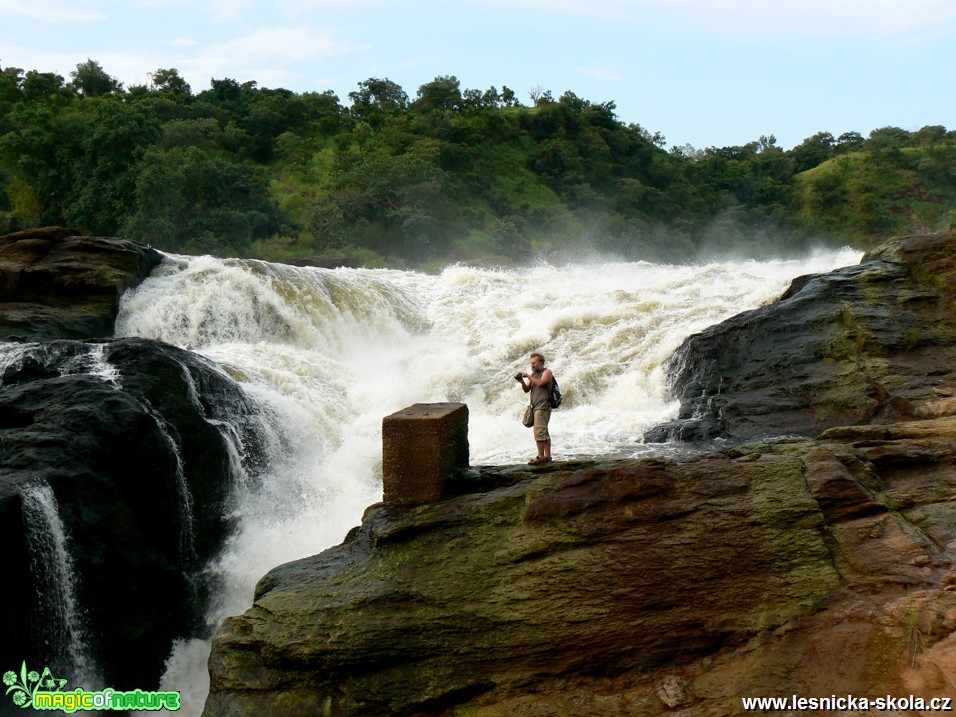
[4,662,66,709]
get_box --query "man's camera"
[514,373,523,380]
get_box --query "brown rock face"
[646,231,956,442]
[204,417,956,716]
[0,226,163,340]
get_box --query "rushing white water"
[0,341,120,387]
[114,248,862,713]
[142,400,197,563]
[21,483,99,688]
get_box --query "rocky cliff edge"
[0,226,162,341]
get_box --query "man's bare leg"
[537,440,551,461]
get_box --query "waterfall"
[0,341,118,386]
[20,483,99,688]
[60,342,121,387]
[2,336,276,712]
[113,248,863,713]
[140,399,197,563]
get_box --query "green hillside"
[793,129,956,242]
[1,61,954,266]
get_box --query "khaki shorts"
[533,409,551,442]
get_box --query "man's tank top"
[530,370,551,411]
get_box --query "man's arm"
[521,369,552,388]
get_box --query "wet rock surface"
[645,232,956,443]
[0,338,266,689]
[205,420,956,716]
[0,226,162,341]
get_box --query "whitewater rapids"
[114,249,861,714]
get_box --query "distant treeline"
[1,60,955,265]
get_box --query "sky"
[1,0,954,150]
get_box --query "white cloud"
[203,0,259,21]
[203,26,369,63]
[0,0,106,22]
[157,26,370,89]
[472,0,956,40]
[658,0,956,41]
[0,42,166,86]
[277,0,390,11]
[465,0,621,19]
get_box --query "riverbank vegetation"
[1,60,954,266]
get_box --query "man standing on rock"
[516,352,553,465]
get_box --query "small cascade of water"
[176,363,271,494]
[0,341,121,387]
[0,342,36,379]
[138,399,197,564]
[20,483,99,688]
[59,343,121,387]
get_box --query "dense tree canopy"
[1,59,954,264]
[70,59,123,97]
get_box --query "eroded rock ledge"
[646,231,956,442]
[206,418,956,716]
[0,226,162,340]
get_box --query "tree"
[148,68,192,101]
[326,152,457,259]
[671,144,700,161]
[480,86,500,109]
[834,131,864,154]
[206,77,242,104]
[156,118,220,150]
[0,64,23,105]
[866,126,911,158]
[65,100,162,234]
[307,195,347,253]
[300,90,345,139]
[124,145,282,252]
[70,59,122,97]
[348,78,408,125]
[790,131,834,172]
[414,76,462,113]
[915,125,947,146]
[21,70,67,101]
[627,123,666,148]
[0,101,78,225]
[239,89,307,161]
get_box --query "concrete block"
[382,403,469,505]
